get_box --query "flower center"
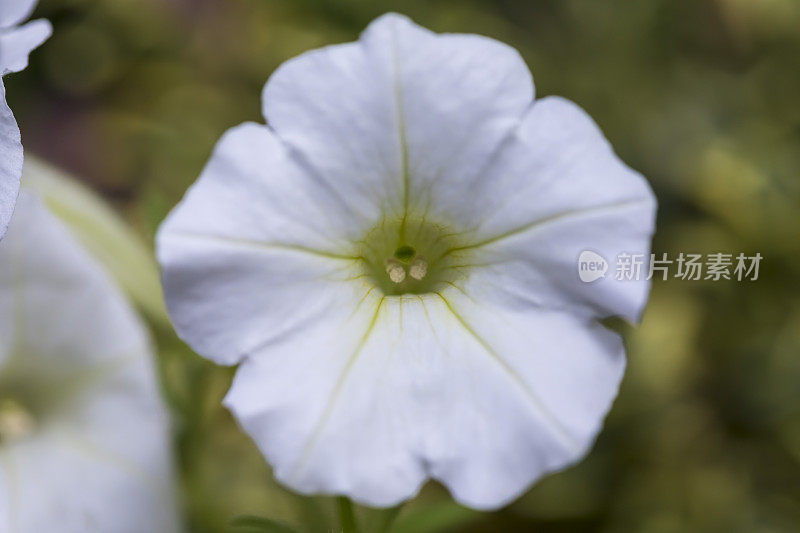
[358,215,472,296]
[0,398,36,443]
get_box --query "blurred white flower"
[0,0,51,238]
[0,0,51,74]
[157,13,656,509]
[23,156,171,326]
[0,191,182,532]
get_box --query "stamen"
[0,399,36,442]
[409,257,427,280]
[359,215,470,295]
[385,259,406,283]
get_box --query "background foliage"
[13,0,800,531]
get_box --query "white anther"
[385,259,406,284]
[409,257,427,281]
[0,401,35,441]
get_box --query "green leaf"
[230,514,302,533]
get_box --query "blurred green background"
[12,0,800,531]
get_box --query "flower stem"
[337,496,358,533]
[376,504,404,533]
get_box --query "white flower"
[0,0,51,74]
[23,156,171,326]
[157,13,656,509]
[0,0,51,239]
[0,191,182,532]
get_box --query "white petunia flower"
[0,0,51,239]
[0,0,51,75]
[157,13,656,509]
[0,191,182,532]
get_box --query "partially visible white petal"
[11,355,182,532]
[0,472,8,528]
[223,292,427,507]
[0,19,51,74]
[159,123,367,252]
[424,288,624,508]
[457,96,657,321]
[262,13,533,223]
[24,157,170,326]
[4,426,178,533]
[158,233,366,367]
[0,79,21,240]
[157,123,371,366]
[0,191,181,533]
[0,0,38,29]
[225,291,623,509]
[0,193,145,372]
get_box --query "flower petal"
[0,191,181,532]
[223,293,427,507]
[0,0,39,29]
[158,232,367,367]
[455,96,657,321]
[423,289,625,508]
[157,123,373,366]
[224,291,623,509]
[0,193,145,370]
[0,80,21,240]
[262,13,533,222]
[3,428,180,533]
[0,18,51,74]
[23,156,171,326]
